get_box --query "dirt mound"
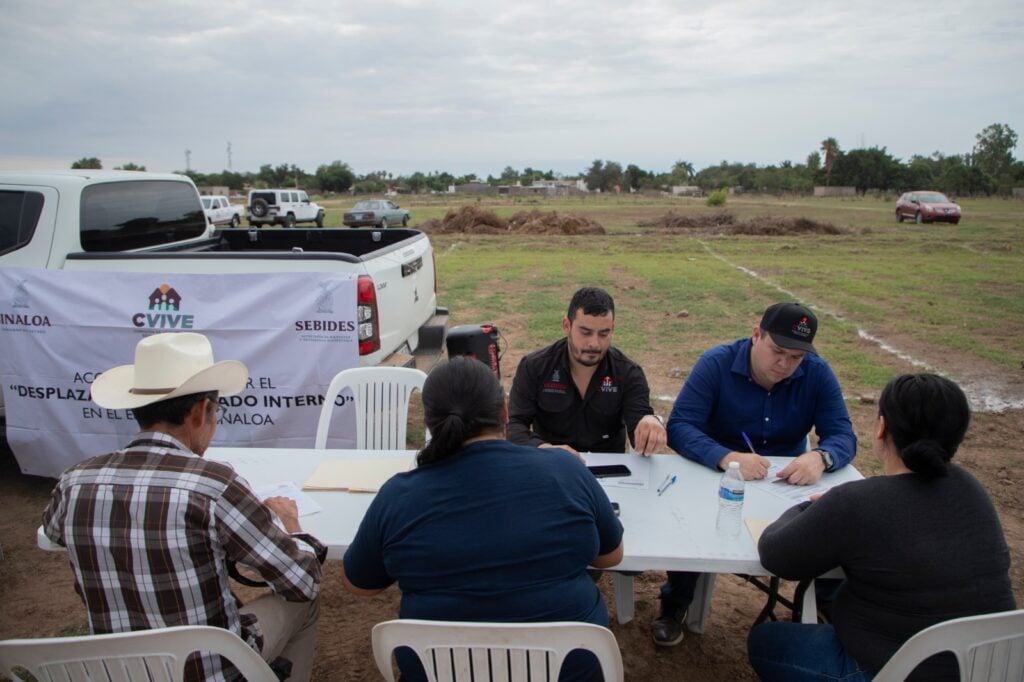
[641,211,843,235]
[419,206,507,234]
[732,216,844,235]
[639,211,736,229]
[507,210,606,235]
[419,206,605,235]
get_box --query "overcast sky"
[1,0,1021,178]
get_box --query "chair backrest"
[873,609,1024,682]
[0,625,278,682]
[315,366,427,450]
[371,619,624,682]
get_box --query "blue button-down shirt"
[667,338,856,471]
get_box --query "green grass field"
[404,193,1024,402]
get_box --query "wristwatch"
[652,414,666,427]
[814,448,834,471]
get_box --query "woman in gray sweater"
[747,373,1015,681]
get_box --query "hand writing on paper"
[719,451,771,479]
[264,496,301,533]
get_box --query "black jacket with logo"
[507,338,654,453]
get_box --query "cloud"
[0,0,1020,176]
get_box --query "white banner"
[0,268,359,478]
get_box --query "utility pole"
[185,149,192,172]
[227,142,233,171]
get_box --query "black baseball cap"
[760,302,818,354]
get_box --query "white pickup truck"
[201,194,244,228]
[0,170,449,425]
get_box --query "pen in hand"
[657,474,677,496]
[741,431,757,454]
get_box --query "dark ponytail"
[417,357,505,466]
[877,373,970,479]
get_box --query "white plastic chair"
[0,625,278,682]
[371,619,624,682]
[874,609,1024,682]
[314,366,427,450]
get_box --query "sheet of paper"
[581,452,652,489]
[253,481,323,517]
[745,518,772,544]
[747,464,836,504]
[302,457,415,493]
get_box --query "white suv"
[247,189,326,228]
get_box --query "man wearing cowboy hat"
[42,332,325,681]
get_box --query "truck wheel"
[230,215,240,228]
[284,213,296,228]
[402,215,409,227]
[895,211,903,223]
[380,218,389,229]
[250,198,270,218]
[316,211,325,228]
[915,212,923,224]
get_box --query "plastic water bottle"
[716,461,745,536]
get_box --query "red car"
[895,191,961,224]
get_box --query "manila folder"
[302,457,414,493]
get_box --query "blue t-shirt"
[343,439,623,682]
[667,337,856,470]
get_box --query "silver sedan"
[343,200,410,228]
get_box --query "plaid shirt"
[42,432,325,681]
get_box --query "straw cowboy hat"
[91,332,249,410]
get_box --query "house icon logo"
[148,284,182,311]
[132,283,194,329]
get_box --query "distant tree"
[426,171,455,193]
[353,179,387,194]
[902,154,938,190]
[497,166,520,185]
[831,147,902,194]
[583,160,605,192]
[820,138,841,186]
[257,163,307,188]
[71,157,102,169]
[623,164,650,191]
[670,160,695,184]
[315,161,355,193]
[972,123,1018,192]
[114,162,145,171]
[806,151,821,173]
[407,171,428,193]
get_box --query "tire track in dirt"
[698,240,1024,413]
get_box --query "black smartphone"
[587,464,632,478]
[611,501,621,516]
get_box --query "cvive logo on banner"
[132,283,195,329]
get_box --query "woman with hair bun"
[342,357,624,682]
[747,373,1015,681]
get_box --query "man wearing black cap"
[650,302,856,645]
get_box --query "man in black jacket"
[508,286,666,456]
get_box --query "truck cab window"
[80,180,206,251]
[0,190,44,255]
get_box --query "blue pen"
[741,431,758,454]
[657,474,677,496]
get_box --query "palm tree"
[672,160,695,183]
[820,138,840,186]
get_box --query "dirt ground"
[3,394,1022,680]
[2,229,1023,679]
